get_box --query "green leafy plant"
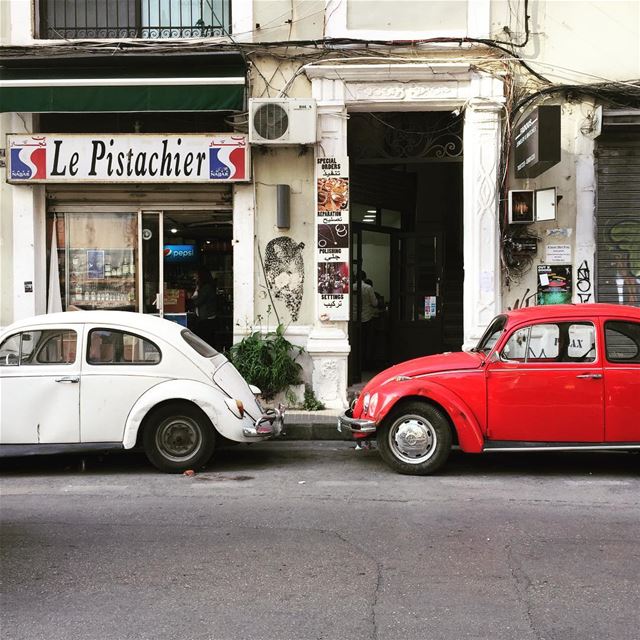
[302,385,325,411]
[228,324,303,400]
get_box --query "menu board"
[316,157,350,321]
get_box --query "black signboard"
[514,105,561,179]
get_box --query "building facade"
[2,1,639,408]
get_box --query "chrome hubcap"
[390,415,437,464]
[156,416,201,462]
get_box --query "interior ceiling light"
[170,227,178,234]
[366,209,376,214]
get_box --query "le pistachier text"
[50,138,208,177]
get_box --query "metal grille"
[40,0,231,39]
[596,132,640,307]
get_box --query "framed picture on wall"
[508,190,535,224]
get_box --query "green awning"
[0,53,246,113]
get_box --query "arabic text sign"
[316,156,350,321]
[7,134,250,183]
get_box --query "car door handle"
[55,376,80,383]
[576,373,602,379]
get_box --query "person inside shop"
[191,268,218,346]
[353,269,379,370]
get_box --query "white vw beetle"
[0,311,284,472]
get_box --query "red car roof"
[504,303,640,322]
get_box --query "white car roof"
[2,311,186,343]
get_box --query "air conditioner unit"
[249,98,317,145]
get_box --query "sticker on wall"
[537,265,572,305]
[264,237,305,322]
[424,296,437,319]
[316,157,350,321]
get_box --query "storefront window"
[65,213,138,311]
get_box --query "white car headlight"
[368,393,379,415]
[362,393,370,413]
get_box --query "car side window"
[605,321,640,363]
[87,329,161,365]
[0,330,77,366]
[502,322,596,363]
[502,324,560,362]
[0,333,21,366]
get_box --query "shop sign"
[513,105,561,179]
[316,156,350,322]
[6,133,249,184]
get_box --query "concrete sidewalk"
[281,409,350,441]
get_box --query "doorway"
[140,210,233,349]
[347,112,464,384]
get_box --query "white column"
[3,0,33,44]
[462,100,503,348]
[10,185,39,320]
[306,78,350,409]
[1,113,45,324]
[232,183,256,341]
[574,138,597,303]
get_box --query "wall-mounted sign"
[6,134,249,184]
[508,190,535,224]
[537,265,572,305]
[514,105,561,179]
[545,243,572,264]
[316,157,350,321]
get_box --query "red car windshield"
[473,315,508,354]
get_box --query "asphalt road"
[1,442,639,640]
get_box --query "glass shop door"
[139,211,164,316]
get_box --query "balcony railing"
[39,0,232,39]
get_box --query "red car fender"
[374,380,485,453]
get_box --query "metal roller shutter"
[45,184,232,212]
[596,132,640,307]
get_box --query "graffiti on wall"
[264,237,305,321]
[609,220,640,306]
[576,260,593,303]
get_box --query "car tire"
[377,402,452,475]
[143,403,216,473]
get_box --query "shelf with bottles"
[67,247,137,310]
[69,286,136,309]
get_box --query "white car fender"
[122,379,227,449]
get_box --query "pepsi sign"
[164,244,197,263]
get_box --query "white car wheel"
[143,403,215,473]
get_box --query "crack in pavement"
[330,529,382,640]
[506,543,542,640]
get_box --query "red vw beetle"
[339,304,640,475]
